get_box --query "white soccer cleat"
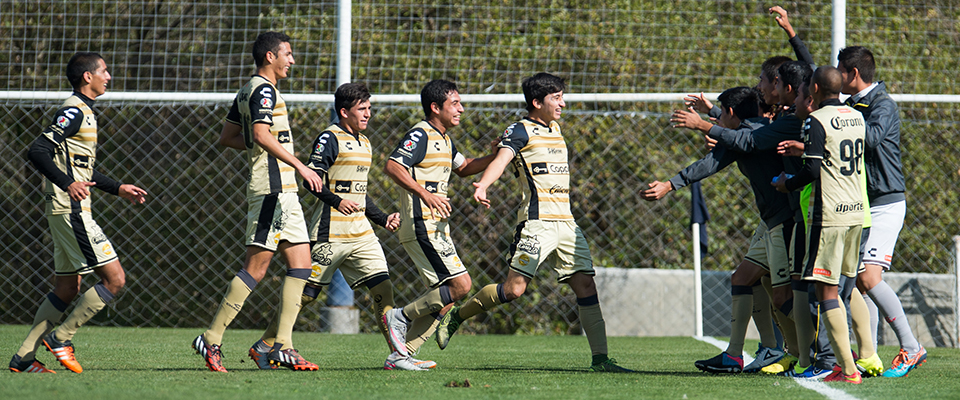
[384,351,428,371]
[383,309,410,357]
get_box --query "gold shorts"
[245,192,310,251]
[49,212,117,276]
[743,220,793,288]
[401,229,467,288]
[508,220,594,283]
[803,225,862,286]
[308,236,389,288]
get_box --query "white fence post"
[954,236,960,347]
[831,0,846,66]
[693,223,703,338]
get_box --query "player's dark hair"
[837,46,876,83]
[421,79,458,118]
[776,61,813,94]
[812,66,843,98]
[252,32,291,68]
[522,72,565,111]
[718,86,760,121]
[335,82,371,116]
[761,56,792,83]
[66,52,104,89]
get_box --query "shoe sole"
[695,364,741,374]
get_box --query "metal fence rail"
[2,101,957,341]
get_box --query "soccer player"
[772,66,866,384]
[769,7,884,377]
[435,72,632,372]
[381,80,497,367]
[645,86,792,374]
[193,31,321,372]
[10,52,148,374]
[838,46,925,378]
[248,83,419,370]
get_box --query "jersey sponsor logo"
[259,87,273,99]
[312,243,334,267]
[434,142,441,151]
[518,253,530,266]
[335,181,352,193]
[277,131,291,143]
[260,98,273,108]
[548,148,563,155]
[424,181,439,193]
[515,235,540,256]
[353,182,367,193]
[549,164,569,174]
[830,116,864,130]
[813,267,832,277]
[102,243,113,256]
[72,154,90,169]
[402,139,417,151]
[531,162,549,175]
[443,166,450,173]
[344,141,354,151]
[502,124,515,138]
[356,165,369,173]
[92,232,108,244]
[549,185,569,195]
[56,116,70,128]
[834,202,863,214]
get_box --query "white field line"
[692,336,859,400]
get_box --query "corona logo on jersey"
[830,115,864,130]
[352,182,367,193]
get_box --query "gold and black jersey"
[388,120,465,243]
[306,124,375,242]
[41,95,97,215]
[802,104,866,227]
[498,118,573,223]
[226,75,298,198]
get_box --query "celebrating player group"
[10,6,923,382]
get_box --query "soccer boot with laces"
[742,344,785,373]
[823,368,863,384]
[435,306,463,350]
[590,357,634,372]
[268,348,318,371]
[855,353,883,377]
[760,353,797,374]
[43,332,82,373]
[9,354,55,373]
[383,308,410,357]
[384,351,428,371]
[192,334,227,372]
[882,346,926,378]
[694,352,743,374]
[248,339,278,370]
[779,363,832,379]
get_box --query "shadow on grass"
[458,366,705,377]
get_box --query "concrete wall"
[594,267,958,348]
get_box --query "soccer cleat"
[9,354,55,373]
[855,353,884,377]
[435,306,462,350]
[192,334,227,372]
[694,352,743,374]
[267,348,318,371]
[590,357,634,373]
[411,357,437,369]
[760,353,797,374]
[248,339,278,370]
[823,369,863,384]
[780,364,833,379]
[742,344,785,373]
[384,351,428,371]
[882,346,926,378]
[383,309,410,357]
[43,332,82,373]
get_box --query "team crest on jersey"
[402,139,417,151]
[92,232,108,244]
[502,124,515,138]
[439,240,457,258]
[260,98,273,108]
[515,235,540,256]
[315,142,324,153]
[272,210,288,232]
[312,243,334,266]
[56,116,70,128]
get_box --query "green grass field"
[1,326,958,400]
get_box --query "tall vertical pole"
[336,0,352,87]
[954,236,960,347]
[693,223,703,338]
[831,0,846,66]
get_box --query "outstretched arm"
[472,147,515,208]
[771,6,815,67]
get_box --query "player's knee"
[447,275,473,300]
[503,283,526,301]
[566,273,597,297]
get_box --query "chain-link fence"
[2,101,958,342]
